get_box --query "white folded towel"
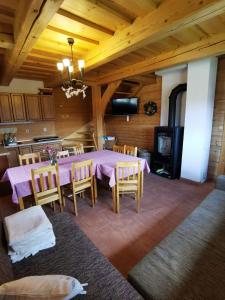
[9,236,56,263]
[4,206,56,263]
[4,206,53,247]
[9,228,56,254]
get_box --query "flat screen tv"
[111,98,139,115]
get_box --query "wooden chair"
[31,164,63,211]
[124,145,138,157]
[18,152,41,166]
[113,144,125,154]
[73,144,84,155]
[115,161,141,213]
[63,144,84,156]
[56,150,69,159]
[71,159,96,216]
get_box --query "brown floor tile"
[0,173,214,277]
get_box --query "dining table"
[2,150,150,211]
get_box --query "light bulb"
[57,62,63,71]
[78,59,85,70]
[69,65,74,73]
[63,58,70,67]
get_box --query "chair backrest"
[71,159,93,184]
[116,161,141,187]
[113,144,125,154]
[72,144,84,155]
[56,150,69,159]
[18,152,41,166]
[31,164,61,205]
[124,145,138,157]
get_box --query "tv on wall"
[111,98,139,115]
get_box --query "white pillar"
[181,57,218,182]
[157,66,187,126]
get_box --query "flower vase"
[50,156,57,165]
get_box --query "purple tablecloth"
[2,150,150,204]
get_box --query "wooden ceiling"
[1,0,225,86]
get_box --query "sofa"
[0,212,143,300]
[128,175,225,300]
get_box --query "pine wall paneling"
[105,77,162,150]
[54,87,93,140]
[208,56,225,179]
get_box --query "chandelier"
[56,38,88,99]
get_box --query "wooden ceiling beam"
[0,23,13,34]
[87,0,133,23]
[20,65,56,73]
[46,25,99,45]
[79,0,225,73]
[97,32,225,84]
[16,71,50,78]
[101,80,122,114]
[0,0,64,85]
[23,61,56,69]
[126,74,157,85]
[15,74,49,81]
[25,58,56,66]
[0,13,14,24]
[0,33,13,48]
[0,0,17,11]
[29,49,63,61]
[57,8,114,36]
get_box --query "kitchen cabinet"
[25,94,42,121]
[7,148,19,167]
[0,93,13,122]
[40,95,55,120]
[0,93,55,123]
[11,94,27,122]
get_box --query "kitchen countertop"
[2,139,63,149]
[0,150,10,157]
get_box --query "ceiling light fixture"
[56,38,88,99]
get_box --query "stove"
[33,136,60,142]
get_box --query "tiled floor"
[0,173,213,277]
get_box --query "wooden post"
[92,81,121,150]
[92,85,104,150]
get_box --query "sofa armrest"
[215,175,225,191]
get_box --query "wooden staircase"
[63,130,98,151]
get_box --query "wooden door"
[11,94,27,122]
[25,94,41,121]
[0,93,13,122]
[40,95,55,120]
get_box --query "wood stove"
[151,83,187,179]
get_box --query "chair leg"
[90,185,95,208]
[62,190,66,207]
[94,176,97,203]
[136,191,140,213]
[116,188,120,214]
[112,186,116,213]
[53,201,56,212]
[73,192,78,216]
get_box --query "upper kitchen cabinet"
[40,95,55,120]
[11,94,27,122]
[0,93,13,123]
[25,94,42,121]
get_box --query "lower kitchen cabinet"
[7,148,19,167]
[5,142,62,167]
[19,146,32,155]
